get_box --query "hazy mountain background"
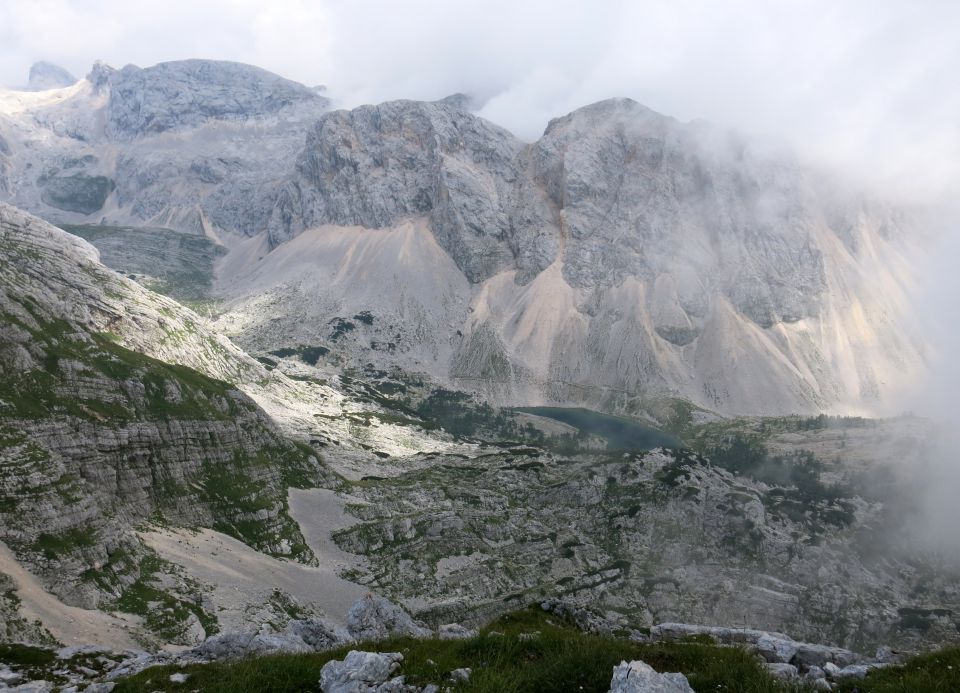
[0,0,958,679]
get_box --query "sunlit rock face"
[257,96,925,416]
[0,59,330,235]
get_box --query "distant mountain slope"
[234,97,927,416]
[26,61,76,91]
[0,58,927,416]
[0,59,329,235]
[0,204,345,643]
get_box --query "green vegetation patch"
[0,308,239,424]
[835,647,960,692]
[268,345,330,366]
[31,526,98,559]
[0,642,56,667]
[61,224,226,302]
[111,551,218,642]
[40,174,115,214]
[193,448,317,562]
[704,435,855,527]
[113,607,790,693]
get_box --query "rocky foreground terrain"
[0,206,954,663]
[0,595,928,691]
[0,59,954,691]
[0,204,467,647]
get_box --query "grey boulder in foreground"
[319,650,404,693]
[608,660,694,693]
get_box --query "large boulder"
[831,663,891,680]
[764,663,799,680]
[285,618,351,651]
[791,642,860,669]
[608,660,693,693]
[190,632,312,661]
[346,595,431,641]
[318,650,404,693]
[754,633,801,663]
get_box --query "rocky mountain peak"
[438,92,475,110]
[542,96,667,136]
[99,59,327,139]
[85,59,115,90]
[0,60,928,416]
[269,97,524,281]
[26,61,76,91]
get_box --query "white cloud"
[0,0,957,201]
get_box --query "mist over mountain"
[26,61,76,91]
[0,60,928,418]
[0,41,956,692]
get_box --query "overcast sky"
[1,0,957,201]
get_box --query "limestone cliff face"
[0,60,330,235]
[269,96,523,283]
[93,59,322,139]
[245,97,926,416]
[0,57,928,415]
[0,204,328,613]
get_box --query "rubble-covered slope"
[333,437,960,654]
[0,204,335,640]
[232,97,925,417]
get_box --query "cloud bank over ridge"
[0,0,957,202]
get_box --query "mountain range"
[0,59,953,663]
[0,59,926,418]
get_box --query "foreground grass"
[115,608,793,693]
[835,647,960,692]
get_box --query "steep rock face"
[0,63,928,415]
[0,60,330,235]
[95,59,323,139]
[520,99,826,323]
[27,62,77,91]
[270,96,523,282]
[239,97,925,416]
[0,204,328,614]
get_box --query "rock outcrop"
[608,660,693,693]
[319,651,406,693]
[0,62,927,416]
[0,204,331,640]
[26,62,76,91]
[334,447,960,652]
[650,622,859,667]
[346,595,432,641]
